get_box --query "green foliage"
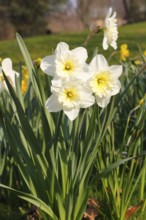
[0,34,134,220]
[0,35,116,220]
[9,0,48,36]
[0,203,21,220]
[0,22,146,220]
[89,56,146,219]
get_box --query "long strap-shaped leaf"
[91,151,146,182]
[16,33,42,105]
[3,72,41,155]
[0,183,58,220]
[16,33,55,136]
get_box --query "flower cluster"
[40,8,122,121]
[21,65,29,94]
[40,41,122,121]
[120,44,130,61]
[39,7,122,121]
[0,8,122,121]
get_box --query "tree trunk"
[122,0,130,20]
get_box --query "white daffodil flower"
[0,58,19,92]
[40,42,89,80]
[103,7,118,50]
[88,54,122,108]
[45,78,95,121]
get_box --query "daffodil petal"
[55,42,69,57]
[51,78,63,93]
[45,94,62,112]
[40,55,55,76]
[110,80,121,95]
[106,7,112,19]
[109,65,123,78]
[90,54,109,72]
[80,89,95,108]
[1,58,19,90]
[102,36,108,50]
[64,108,80,121]
[2,58,12,73]
[7,70,19,86]
[0,81,5,92]
[103,8,118,50]
[76,71,91,82]
[111,11,116,19]
[110,41,117,50]
[95,96,111,108]
[71,47,88,63]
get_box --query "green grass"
[119,21,146,52]
[0,21,146,70]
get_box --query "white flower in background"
[40,42,88,80]
[103,7,118,50]
[45,78,95,121]
[0,58,19,92]
[88,54,122,108]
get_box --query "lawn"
[0,21,145,70]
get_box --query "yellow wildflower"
[144,50,146,56]
[33,57,42,66]
[134,60,143,65]
[21,80,28,94]
[21,65,29,93]
[120,44,130,61]
[22,65,28,79]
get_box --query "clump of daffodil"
[0,58,19,92]
[40,40,122,120]
[21,65,29,94]
[103,8,118,50]
[41,42,94,120]
[120,44,130,61]
[40,7,123,121]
